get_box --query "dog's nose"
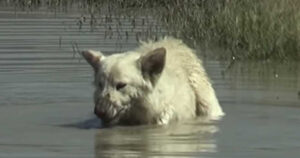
[94,107,105,118]
[94,107,111,122]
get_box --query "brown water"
[0,8,300,158]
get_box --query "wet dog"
[82,37,224,125]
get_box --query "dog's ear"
[81,50,104,71]
[139,47,166,84]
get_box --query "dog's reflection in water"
[94,119,219,158]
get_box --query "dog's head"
[82,48,166,125]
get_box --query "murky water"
[1,8,300,158]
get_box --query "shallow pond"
[0,8,300,158]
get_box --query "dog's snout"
[94,107,111,122]
[94,107,104,117]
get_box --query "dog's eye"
[116,82,126,90]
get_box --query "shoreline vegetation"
[3,0,300,60]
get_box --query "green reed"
[112,0,300,60]
[155,0,300,60]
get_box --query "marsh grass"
[148,0,300,60]
[5,0,300,60]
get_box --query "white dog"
[82,37,224,125]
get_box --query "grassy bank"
[155,0,300,60]
[5,0,300,60]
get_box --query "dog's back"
[138,37,224,120]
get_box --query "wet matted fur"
[82,37,224,125]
